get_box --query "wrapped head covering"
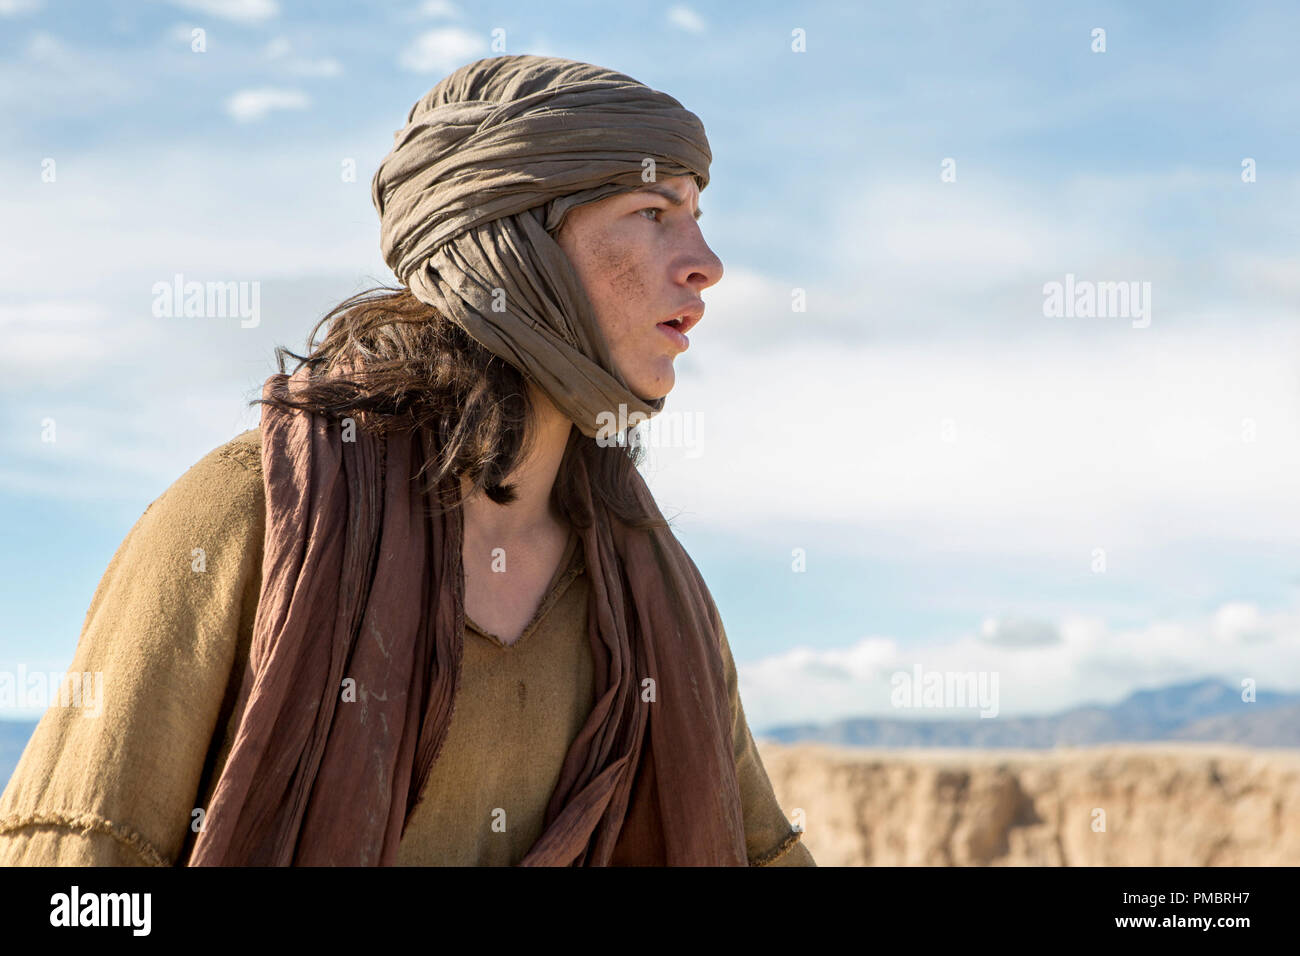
[370,55,712,437]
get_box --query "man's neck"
[458,381,574,543]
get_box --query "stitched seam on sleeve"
[0,810,172,867]
[751,826,803,867]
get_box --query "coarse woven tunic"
[0,428,814,867]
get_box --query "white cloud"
[737,601,1300,730]
[1225,251,1300,301]
[164,0,278,23]
[0,32,134,122]
[745,172,1300,343]
[262,37,342,77]
[263,35,291,58]
[688,264,797,344]
[224,87,310,122]
[641,326,1300,556]
[979,616,1060,647]
[0,301,119,385]
[415,0,461,18]
[24,30,74,65]
[1211,602,1271,645]
[668,5,706,34]
[399,27,487,74]
[0,143,388,298]
[0,0,42,16]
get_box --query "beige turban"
[370,55,713,439]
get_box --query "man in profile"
[0,54,814,867]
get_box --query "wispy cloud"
[667,5,706,34]
[0,31,135,117]
[0,301,117,378]
[0,144,385,295]
[163,0,278,23]
[979,617,1061,648]
[23,30,76,65]
[261,37,342,76]
[738,601,1300,730]
[399,26,487,73]
[0,0,42,16]
[223,86,310,121]
[414,0,461,18]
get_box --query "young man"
[0,55,814,867]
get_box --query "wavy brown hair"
[249,285,669,533]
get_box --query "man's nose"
[679,226,724,291]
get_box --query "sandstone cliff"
[756,740,1300,866]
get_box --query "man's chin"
[632,373,674,404]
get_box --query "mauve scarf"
[187,55,748,866]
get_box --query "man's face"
[554,174,723,402]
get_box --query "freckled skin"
[554,174,723,401]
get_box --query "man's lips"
[657,301,705,336]
[656,320,690,350]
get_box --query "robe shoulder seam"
[215,430,262,476]
[0,809,172,867]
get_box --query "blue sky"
[2,0,1298,732]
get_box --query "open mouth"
[656,316,690,349]
[657,304,702,338]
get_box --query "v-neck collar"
[464,525,585,649]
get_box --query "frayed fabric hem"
[0,809,170,867]
[750,826,803,866]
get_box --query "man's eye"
[638,207,663,222]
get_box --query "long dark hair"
[249,285,669,533]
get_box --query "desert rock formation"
[757,741,1300,866]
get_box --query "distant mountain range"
[756,679,1300,749]
[1,679,1296,793]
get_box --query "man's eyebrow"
[635,183,703,221]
